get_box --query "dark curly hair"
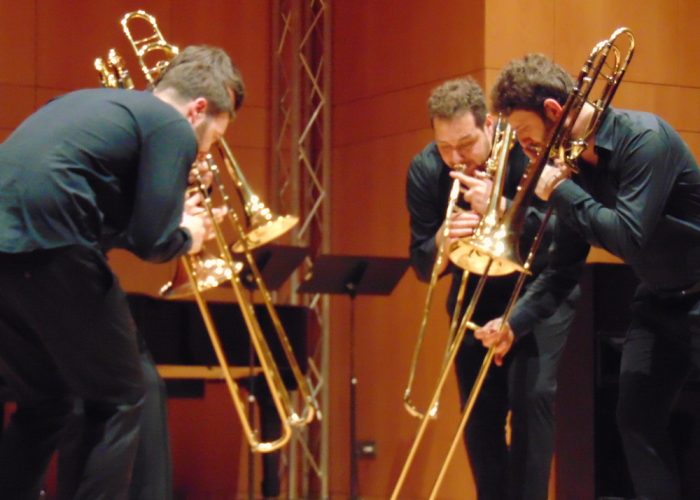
[427,77,487,127]
[491,54,573,118]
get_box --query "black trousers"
[57,343,172,500]
[616,287,700,500]
[0,246,145,500]
[455,287,578,500]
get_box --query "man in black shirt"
[0,45,243,499]
[479,53,700,499]
[406,78,579,500]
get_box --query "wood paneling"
[0,1,36,86]
[168,383,245,497]
[552,1,693,87]
[485,0,556,67]
[35,0,171,91]
[0,84,35,129]
[170,0,271,110]
[333,0,485,105]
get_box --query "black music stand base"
[298,254,408,499]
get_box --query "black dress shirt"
[0,88,197,262]
[510,107,700,335]
[406,141,553,326]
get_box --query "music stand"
[298,254,409,500]
[234,244,310,291]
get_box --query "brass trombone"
[94,49,134,90]
[185,158,298,452]
[402,116,514,421]
[122,10,298,286]
[392,117,516,499]
[96,10,316,452]
[451,27,635,281]
[402,165,463,420]
[119,10,178,84]
[393,27,635,499]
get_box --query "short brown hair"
[427,77,487,127]
[491,54,573,118]
[155,45,245,116]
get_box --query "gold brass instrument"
[121,10,298,299]
[119,10,179,84]
[402,164,464,420]
[120,10,297,244]
[391,118,515,499]
[185,159,296,451]
[94,49,134,89]
[402,116,516,420]
[96,10,316,452]
[449,27,635,278]
[415,28,635,499]
[449,119,520,276]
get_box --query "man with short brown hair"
[0,45,243,499]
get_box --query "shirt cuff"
[551,179,589,206]
[178,227,193,256]
[509,306,536,340]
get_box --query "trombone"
[402,116,513,421]
[402,165,463,421]
[393,27,635,499]
[96,10,316,452]
[94,49,134,90]
[392,117,516,499]
[121,10,298,259]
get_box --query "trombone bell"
[159,253,244,299]
[449,220,528,276]
[232,212,299,253]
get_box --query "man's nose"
[450,149,466,166]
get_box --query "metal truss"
[271,0,331,498]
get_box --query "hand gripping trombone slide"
[392,27,634,499]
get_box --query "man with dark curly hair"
[478,53,700,500]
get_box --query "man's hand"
[435,209,481,251]
[180,191,227,254]
[535,160,571,201]
[473,317,515,366]
[189,157,214,189]
[449,170,495,215]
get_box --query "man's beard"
[193,116,211,148]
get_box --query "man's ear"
[185,98,209,125]
[482,113,496,140]
[193,97,208,115]
[543,98,563,123]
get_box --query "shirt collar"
[593,107,615,153]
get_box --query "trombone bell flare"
[159,255,243,299]
[231,213,299,253]
[448,224,529,276]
